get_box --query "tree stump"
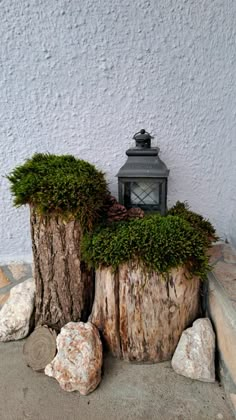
[90,262,200,362]
[31,207,94,331]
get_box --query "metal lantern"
[117,129,169,215]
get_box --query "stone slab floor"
[0,341,234,420]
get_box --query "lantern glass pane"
[130,181,160,206]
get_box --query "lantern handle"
[133,129,154,139]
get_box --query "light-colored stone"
[171,318,215,382]
[0,279,35,342]
[45,322,103,395]
[0,268,10,288]
[8,263,30,281]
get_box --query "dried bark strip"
[89,267,121,357]
[31,207,94,331]
[90,262,200,362]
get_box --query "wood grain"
[90,262,200,362]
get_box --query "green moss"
[167,201,218,245]
[81,214,211,278]
[7,153,108,229]
[8,157,215,278]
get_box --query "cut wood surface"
[31,207,94,331]
[23,326,57,371]
[90,262,200,362]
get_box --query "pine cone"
[127,207,145,219]
[101,194,117,215]
[107,203,128,223]
[108,195,118,205]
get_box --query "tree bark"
[90,262,200,362]
[30,207,94,331]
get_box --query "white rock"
[45,321,103,395]
[0,279,35,342]
[171,318,215,382]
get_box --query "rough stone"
[8,263,31,281]
[45,322,103,395]
[171,318,215,382]
[0,279,35,342]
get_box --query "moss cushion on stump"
[7,153,108,331]
[83,213,214,362]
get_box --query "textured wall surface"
[0,0,236,262]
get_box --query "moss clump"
[81,214,210,277]
[167,201,218,245]
[7,153,108,229]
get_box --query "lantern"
[117,129,169,215]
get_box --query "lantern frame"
[117,130,169,215]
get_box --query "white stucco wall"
[0,0,236,262]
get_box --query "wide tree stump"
[31,207,94,331]
[90,262,200,362]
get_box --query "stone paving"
[0,263,32,308]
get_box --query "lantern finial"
[133,129,153,149]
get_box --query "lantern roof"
[116,129,169,179]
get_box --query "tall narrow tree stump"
[31,207,94,331]
[90,262,200,362]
